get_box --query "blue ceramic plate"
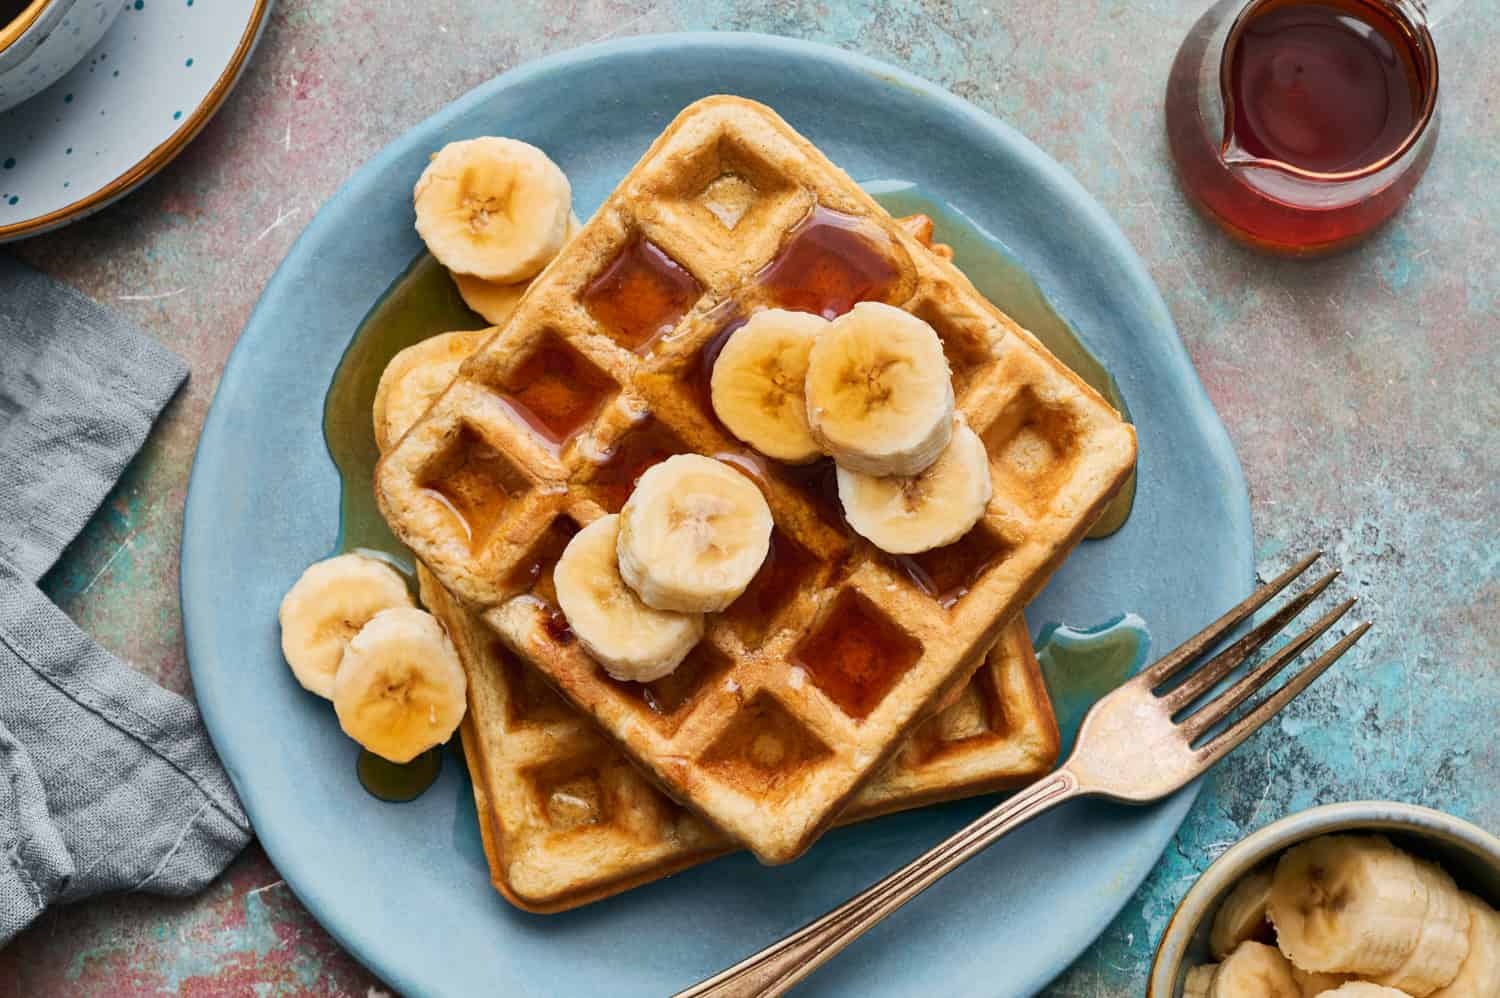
[183,34,1252,998]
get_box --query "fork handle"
[673,769,1083,998]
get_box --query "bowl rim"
[1148,800,1500,996]
[0,0,52,60]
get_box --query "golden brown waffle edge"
[378,95,1135,863]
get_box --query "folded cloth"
[0,257,251,947]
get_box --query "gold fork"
[676,552,1370,998]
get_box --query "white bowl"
[0,0,125,112]
[1149,801,1500,996]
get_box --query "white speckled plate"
[0,0,272,241]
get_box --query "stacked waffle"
[373,96,1135,908]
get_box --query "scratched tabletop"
[2,1,1496,995]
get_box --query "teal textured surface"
[2,2,1494,995]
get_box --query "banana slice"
[1268,834,1430,976]
[1212,867,1275,959]
[1431,894,1500,998]
[1210,941,1302,998]
[1294,968,1356,997]
[331,607,467,763]
[1372,859,1471,995]
[414,137,571,283]
[373,329,491,453]
[836,418,992,555]
[554,514,706,682]
[1185,965,1219,998]
[804,301,954,477]
[278,553,414,699]
[617,454,773,613]
[710,309,828,464]
[1314,985,1415,997]
[453,214,582,325]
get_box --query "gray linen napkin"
[0,257,251,945]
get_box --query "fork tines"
[1138,551,1372,757]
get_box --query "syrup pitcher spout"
[1166,0,1441,253]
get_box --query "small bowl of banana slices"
[1149,801,1500,998]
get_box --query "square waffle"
[419,566,1059,912]
[377,95,1136,863]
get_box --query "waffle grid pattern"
[378,96,1135,862]
[421,568,1058,912]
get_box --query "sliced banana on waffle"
[617,454,773,613]
[373,328,490,453]
[710,308,828,464]
[554,514,705,682]
[1268,834,1430,976]
[1212,866,1275,959]
[414,137,571,283]
[453,214,582,325]
[1430,893,1500,998]
[278,553,415,699]
[1210,941,1302,998]
[804,301,954,477]
[1184,965,1219,998]
[332,606,467,763]
[1315,984,1416,997]
[837,418,992,555]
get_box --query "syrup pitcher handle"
[672,769,1084,998]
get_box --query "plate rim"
[183,30,1253,996]
[0,0,275,242]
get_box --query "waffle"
[419,566,1058,912]
[377,95,1136,863]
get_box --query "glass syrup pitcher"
[1165,0,1439,255]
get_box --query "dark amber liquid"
[496,337,613,453]
[1229,2,1419,172]
[582,238,701,351]
[792,589,923,720]
[885,526,1012,610]
[755,206,902,318]
[1166,0,1436,254]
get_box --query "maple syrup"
[496,337,613,453]
[723,528,817,641]
[324,251,491,805]
[755,206,902,318]
[506,516,579,603]
[1166,0,1439,254]
[1036,614,1150,758]
[792,589,922,720]
[590,417,691,512]
[885,526,1011,610]
[421,426,521,550]
[582,237,701,351]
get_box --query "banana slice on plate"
[1430,893,1500,998]
[710,308,828,464]
[554,514,705,682]
[1294,968,1356,996]
[1212,867,1275,959]
[1185,964,1219,998]
[278,553,414,699]
[332,607,467,764]
[1268,834,1430,976]
[617,454,773,613]
[1210,941,1302,998]
[373,329,490,453]
[1371,858,1471,995]
[837,418,992,555]
[804,301,954,477]
[414,137,571,283]
[1315,984,1415,997]
[452,214,582,325]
